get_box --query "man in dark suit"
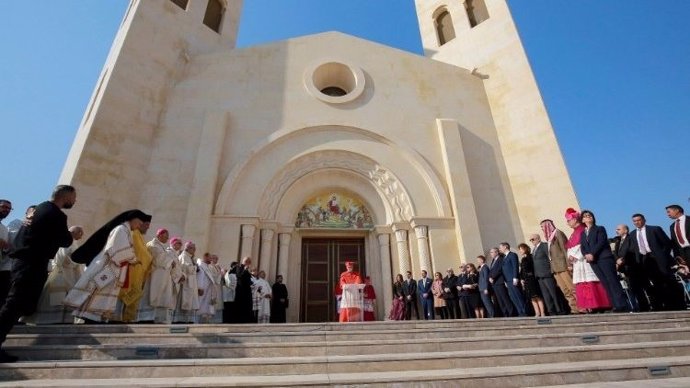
[403,270,419,320]
[235,256,255,323]
[667,205,690,263]
[442,268,459,319]
[417,270,434,320]
[0,185,76,363]
[498,242,526,316]
[476,255,495,318]
[614,224,650,312]
[622,213,684,310]
[488,247,513,317]
[530,234,564,315]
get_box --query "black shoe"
[0,350,18,363]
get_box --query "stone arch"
[273,168,386,226]
[214,125,451,220]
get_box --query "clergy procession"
[0,186,289,363]
[1,185,690,363]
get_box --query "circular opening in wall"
[305,61,365,104]
[320,86,348,97]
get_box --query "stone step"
[4,326,686,361]
[6,316,690,348]
[1,340,688,380]
[540,377,690,387]
[10,311,690,335]
[1,355,688,387]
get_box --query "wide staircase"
[1,311,690,387]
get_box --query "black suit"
[442,274,459,319]
[488,255,513,317]
[670,217,690,263]
[235,265,255,323]
[625,225,685,310]
[403,278,419,320]
[477,264,494,318]
[581,225,628,311]
[616,234,651,312]
[0,201,72,347]
[533,242,563,315]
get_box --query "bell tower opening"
[465,0,489,28]
[203,0,225,33]
[434,8,456,46]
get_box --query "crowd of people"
[0,185,688,363]
[386,206,690,321]
[0,186,289,363]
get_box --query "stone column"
[414,225,432,273]
[378,233,393,319]
[259,229,274,277]
[240,224,256,259]
[277,233,291,284]
[394,229,411,275]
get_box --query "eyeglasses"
[0,205,11,210]
[529,238,536,242]
[582,214,593,218]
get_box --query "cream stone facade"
[60,0,578,322]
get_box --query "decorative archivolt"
[258,150,413,222]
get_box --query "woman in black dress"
[518,243,546,317]
[463,263,483,318]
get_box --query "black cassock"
[270,283,289,323]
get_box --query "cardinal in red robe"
[338,260,363,322]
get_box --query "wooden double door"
[300,238,366,322]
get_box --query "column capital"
[394,229,408,242]
[414,225,429,239]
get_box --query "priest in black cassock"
[234,256,255,323]
[270,275,289,323]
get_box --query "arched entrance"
[301,237,365,322]
[295,191,373,322]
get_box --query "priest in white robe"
[65,210,151,323]
[138,229,183,323]
[254,270,272,324]
[210,255,224,323]
[196,253,217,323]
[173,241,199,323]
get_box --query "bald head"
[69,226,84,241]
[241,256,252,266]
[529,234,541,246]
[615,224,629,237]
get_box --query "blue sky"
[1,1,689,236]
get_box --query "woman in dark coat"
[518,243,546,317]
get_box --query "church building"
[60,0,578,322]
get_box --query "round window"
[304,61,365,104]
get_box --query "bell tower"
[415,0,578,234]
[60,0,244,230]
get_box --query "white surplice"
[65,224,137,322]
